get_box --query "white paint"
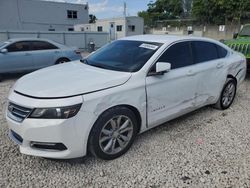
[219,25,225,32]
[6,35,247,159]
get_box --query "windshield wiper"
[90,63,108,69]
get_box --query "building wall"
[0,30,109,50]
[75,17,144,40]
[126,17,144,36]
[0,0,89,31]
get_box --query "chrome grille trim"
[7,102,33,123]
[228,43,250,55]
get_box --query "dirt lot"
[0,74,250,188]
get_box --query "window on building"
[128,25,135,32]
[48,29,55,31]
[97,26,103,32]
[67,10,78,19]
[68,28,74,31]
[117,25,122,32]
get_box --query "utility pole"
[123,1,127,17]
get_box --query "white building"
[74,16,144,40]
[0,0,89,31]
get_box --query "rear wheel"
[0,74,3,82]
[55,58,70,64]
[214,78,237,110]
[89,107,138,160]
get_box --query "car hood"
[14,61,132,98]
[225,37,250,45]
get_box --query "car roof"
[6,38,54,43]
[119,34,217,45]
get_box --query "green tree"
[192,0,250,25]
[138,0,184,26]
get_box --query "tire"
[89,107,138,160]
[55,58,70,64]
[214,78,237,110]
[0,74,3,82]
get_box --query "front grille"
[228,43,250,55]
[7,102,33,122]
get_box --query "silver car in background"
[0,38,82,80]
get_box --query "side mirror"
[0,49,8,54]
[233,33,238,39]
[156,62,171,74]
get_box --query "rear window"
[217,45,228,58]
[32,41,58,51]
[192,41,218,63]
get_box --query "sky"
[44,0,153,19]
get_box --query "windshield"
[239,25,250,36]
[0,41,10,48]
[85,40,163,72]
[0,42,6,48]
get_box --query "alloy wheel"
[99,115,134,155]
[222,82,236,107]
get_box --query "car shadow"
[1,73,28,82]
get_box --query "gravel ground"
[1,74,250,188]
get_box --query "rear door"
[191,41,228,106]
[0,41,34,73]
[31,41,61,69]
[146,41,199,128]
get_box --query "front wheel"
[89,107,138,160]
[214,78,237,110]
[55,58,70,64]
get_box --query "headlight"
[29,104,82,119]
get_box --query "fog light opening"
[30,142,67,151]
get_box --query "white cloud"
[43,0,87,4]
[89,0,123,14]
[43,0,124,14]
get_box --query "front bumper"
[5,91,96,159]
[7,115,84,159]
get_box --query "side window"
[217,45,228,58]
[7,41,31,52]
[192,41,218,63]
[32,41,58,51]
[157,42,193,69]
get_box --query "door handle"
[216,62,224,69]
[25,53,31,56]
[187,70,196,76]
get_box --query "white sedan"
[6,35,246,160]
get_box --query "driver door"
[146,41,199,128]
[1,41,34,73]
